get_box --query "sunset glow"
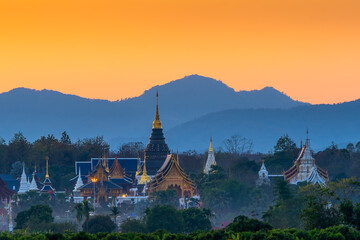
[1,0,359,104]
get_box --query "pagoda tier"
[148,154,197,198]
[144,92,170,175]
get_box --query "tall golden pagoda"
[144,91,170,175]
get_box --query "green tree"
[227,215,272,233]
[82,200,93,223]
[356,141,360,152]
[73,203,84,225]
[263,179,302,229]
[144,205,185,233]
[15,205,54,230]
[83,215,116,234]
[151,189,178,207]
[117,142,144,157]
[60,131,71,144]
[274,134,297,153]
[0,137,9,173]
[180,208,212,232]
[223,135,253,155]
[301,195,340,230]
[110,206,120,225]
[120,219,147,233]
[8,132,31,167]
[10,161,24,179]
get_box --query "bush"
[120,219,147,233]
[145,205,184,233]
[226,215,272,233]
[83,215,116,234]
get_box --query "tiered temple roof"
[148,154,197,198]
[40,157,55,193]
[78,159,129,203]
[284,135,329,184]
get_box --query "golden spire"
[209,137,213,152]
[139,154,150,184]
[135,154,140,176]
[152,91,162,129]
[45,156,49,178]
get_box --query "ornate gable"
[148,154,197,198]
[109,157,125,179]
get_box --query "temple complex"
[257,131,329,186]
[70,92,198,205]
[148,153,197,198]
[144,92,170,176]
[204,138,216,174]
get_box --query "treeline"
[1,132,360,192]
[2,224,360,239]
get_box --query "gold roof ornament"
[152,91,162,129]
[209,137,213,152]
[135,154,141,177]
[45,156,49,178]
[139,155,150,184]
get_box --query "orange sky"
[0,0,359,104]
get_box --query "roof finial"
[136,154,140,176]
[139,154,150,184]
[152,90,162,129]
[45,156,49,179]
[209,137,213,152]
[306,128,310,146]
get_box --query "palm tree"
[73,203,84,227]
[110,206,120,225]
[82,200,93,222]
[82,200,93,232]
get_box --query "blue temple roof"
[0,174,19,192]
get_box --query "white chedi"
[256,162,270,186]
[204,138,216,174]
[18,163,30,194]
[29,172,39,191]
[73,167,84,203]
[73,167,84,191]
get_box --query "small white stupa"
[73,167,84,203]
[256,161,270,186]
[73,167,84,191]
[18,162,29,194]
[29,167,39,191]
[204,138,216,174]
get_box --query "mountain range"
[0,75,358,152]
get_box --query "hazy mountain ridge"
[0,74,354,152]
[166,100,360,152]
